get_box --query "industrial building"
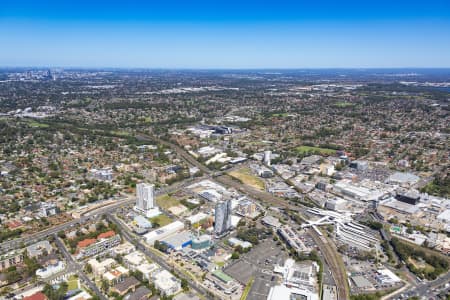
[144,221,184,246]
[160,231,193,250]
[277,225,309,254]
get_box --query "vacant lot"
[67,275,79,291]
[228,167,265,191]
[150,214,172,227]
[156,194,181,209]
[296,145,336,155]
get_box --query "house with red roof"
[97,230,116,240]
[23,292,48,300]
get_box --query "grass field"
[156,194,181,209]
[150,214,172,227]
[67,275,79,291]
[27,120,50,128]
[271,112,289,117]
[295,145,336,155]
[334,101,355,108]
[228,167,265,191]
[110,130,132,137]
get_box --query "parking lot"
[224,239,287,300]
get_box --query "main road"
[105,213,221,299]
[54,234,108,300]
[138,134,350,299]
[0,177,200,254]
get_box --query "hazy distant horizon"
[1,0,450,68]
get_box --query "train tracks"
[309,228,350,300]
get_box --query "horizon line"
[2,66,450,70]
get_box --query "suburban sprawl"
[0,68,449,300]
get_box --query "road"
[54,234,108,300]
[136,134,212,175]
[137,134,355,300]
[0,177,198,254]
[105,213,220,299]
[395,271,450,300]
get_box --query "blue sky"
[1,0,450,68]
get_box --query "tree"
[101,279,109,292]
[181,278,189,291]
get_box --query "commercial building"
[132,215,152,234]
[144,220,184,246]
[349,160,368,171]
[228,237,252,249]
[395,190,420,205]
[273,259,319,294]
[262,215,282,228]
[208,270,241,295]
[191,235,213,250]
[376,269,401,285]
[267,285,319,300]
[387,172,420,186]
[325,198,347,211]
[214,199,232,236]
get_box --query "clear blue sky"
[1,0,450,68]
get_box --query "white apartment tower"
[135,183,157,217]
[264,150,272,166]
